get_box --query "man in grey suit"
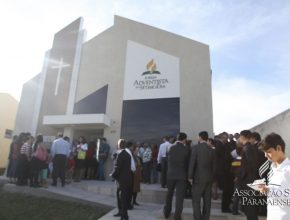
[188,131,215,220]
[163,132,189,220]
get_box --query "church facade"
[15,16,213,150]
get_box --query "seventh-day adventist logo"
[133,59,169,90]
[142,59,160,75]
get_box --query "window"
[4,129,13,139]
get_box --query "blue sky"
[0,0,289,134]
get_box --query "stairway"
[72,180,266,220]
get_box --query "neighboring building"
[251,108,290,158]
[0,93,18,169]
[15,16,213,176]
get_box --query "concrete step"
[156,207,267,220]
[58,181,266,220]
[156,208,228,220]
[74,180,222,208]
[1,177,267,220]
[182,198,221,209]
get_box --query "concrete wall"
[0,93,18,168]
[14,74,42,135]
[36,18,84,137]
[251,108,290,158]
[75,16,213,178]
[114,16,213,139]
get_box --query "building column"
[63,126,74,141]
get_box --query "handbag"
[35,146,47,161]
[77,150,86,160]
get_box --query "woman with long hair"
[74,136,88,182]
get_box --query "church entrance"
[73,128,103,146]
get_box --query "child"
[66,153,76,184]
[47,149,53,179]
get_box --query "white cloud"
[0,0,114,100]
[213,76,290,134]
[112,1,290,51]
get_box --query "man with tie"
[238,130,260,220]
[112,139,136,220]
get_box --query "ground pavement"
[1,176,266,220]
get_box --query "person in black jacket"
[251,131,267,216]
[163,132,189,220]
[215,132,233,213]
[188,131,215,220]
[238,130,260,220]
[112,139,135,220]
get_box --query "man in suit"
[215,132,233,213]
[112,139,135,220]
[251,132,267,216]
[188,131,215,220]
[163,132,189,220]
[238,130,260,220]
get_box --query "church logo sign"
[142,59,160,75]
[123,40,180,101]
[133,59,168,90]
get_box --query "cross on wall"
[51,57,70,96]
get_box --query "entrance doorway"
[73,128,103,144]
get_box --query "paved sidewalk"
[1,176,266,220]
[1,176,162,219]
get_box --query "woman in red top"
[85,142,97,179]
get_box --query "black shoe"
[222,208,232,213]
[51,183,57,187]
[163,207,170,218]
[133,202,140,206]
[128,205,133,210]
[121,217,128,220]
[113,213,121,217]
[232,212,241,215]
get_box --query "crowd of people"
[6,132,110,187]
[111,131,289,220]
[7,133,49,187]
[5,130,290,220]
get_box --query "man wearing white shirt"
[259,133,290,220]
[158,136,171,188]
[51,132,70,187]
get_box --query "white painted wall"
[251,108,290,158]
[76,16,213,148]
[14,74,43,135]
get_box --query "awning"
[43,114,111,128]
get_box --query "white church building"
[15,16,213,155]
